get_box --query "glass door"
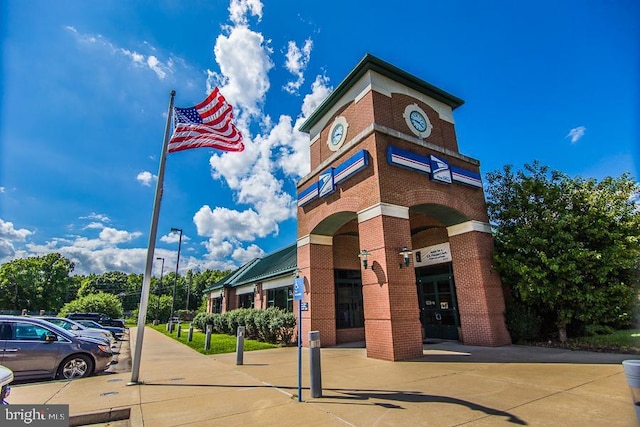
[417,264,460,340]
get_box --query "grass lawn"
[570,328,640,353]
[148,323,277,355]
[533,328,640,354]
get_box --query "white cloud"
[300,74,332,118]
[228,0,263,26]
[80,213,111,223]
[194,205,277,243]
[0,219,33,241]
[160,231,190,244]
[0,187,5,193]
[0,219,33,258]
[283,39,313,95]
[84,222,104,230]
[206,25,273,119]
[65,26,175,81]
[233,244,265,263]
[567,126,586,143]
[136,171,157,187]
[99,227,142,244]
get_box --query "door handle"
[4,348,18,352]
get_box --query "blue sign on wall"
[298,150,370,207]
[387,146,482,188]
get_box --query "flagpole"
[129,89,176,385]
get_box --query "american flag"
[168,87,244,153]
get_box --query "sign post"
[293,277,304,402]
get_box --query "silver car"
[0,315,114,381]
[37,317,115,346]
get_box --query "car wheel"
[57,354,94,379]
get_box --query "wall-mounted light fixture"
[399,247,413,268]
[358,250,370,269]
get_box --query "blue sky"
[1,0,638,276]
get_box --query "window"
[239,292,254,309]
[335,269,364,329]
[267,286,293,312]
[212,297,223,313]
[13,322,52,341]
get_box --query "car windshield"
[77,320,101,328]
[46,319,72,330]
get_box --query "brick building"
[205,54,511,361]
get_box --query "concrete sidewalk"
[8,326,639,426]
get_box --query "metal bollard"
[176,322,181,338]
[309,330,322,398]
[236,326,245,365]
[622,360,640,423]
[205,324,212,350]
[188,324,194,342]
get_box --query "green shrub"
[193,308,297,345]
[58,292,123,319]
[243,309,259,340]
[271,310,296,344]
[225,308,248,334]
[505,301,542,343]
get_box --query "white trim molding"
[358,202,409,223]
[262,276,295,291]
[297,234,334,247]
[447,220,492,236]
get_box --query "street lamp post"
[186,269,192,311]
[155,257,164,323]
[170,228,183,325]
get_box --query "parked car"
[0,365,12,404]
[73,319,124,338]
[66,312,125,329]
[0,315,114,381]
[36,317,115,346]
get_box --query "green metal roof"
[299,53,464,133]
[206,243,298,291]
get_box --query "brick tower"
[296,54,510,361]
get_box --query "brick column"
[297,236,337,347]
[358,207,423,361]
[448,222,511,346]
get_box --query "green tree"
[0,253,74,312]
[486,161,640,342]
[58,292,123,319]
[77,271,128,298]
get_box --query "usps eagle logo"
[429,155,452,184]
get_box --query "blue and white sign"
[298,150,370,207]
[318,168,335,197]
[429,155,452,184]
[293,277,304,301]
[387,146,482,188]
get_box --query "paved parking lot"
[7,327,639,426]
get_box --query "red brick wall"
[336,327,365,344]
[358,215,423,361]
[297,243,337,346]
[450,231,511,346]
